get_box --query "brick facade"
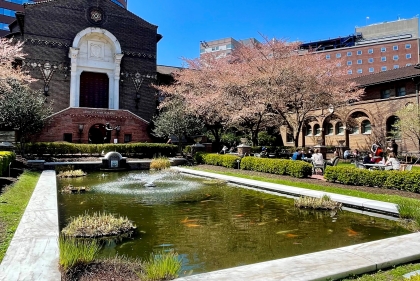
[280,66,420,153]
[10,0,160,143]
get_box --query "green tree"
[0,79,53,154]
[152,98,203,152]
[395,103,420,150]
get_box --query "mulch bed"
[196,164,420,200]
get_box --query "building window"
[381,56,386,62]
[326,123,334,135]
[396,87,406,97]
[347,70,353,75]
[369,67,374,72]
[63,133,72,143]
[226,44,233,49]
[368,48,373,54]
[381,47,386,52]
[368,58,374,63]
[336,53,341,58]
[406,63,412,66]
[347,51,352,56]
[405,43,411,49]
[357,50,362,55]
[381,89,391,99]
[124,134,132,143]
[211,46,219,51]
[393,45,398,51]
[336,62,341,67]
[361,120,371,134]
[200,48,205,54]
[347,61,352,65]
[314,124,321,136]
[336,122,344,135]
[350,125,359,135]
[394,65,399,69]
[305,126,312,136]
[393,55,399,60]
[406,54,412,59]
[381,66,387,71]
[357,59,362,64]
[286,131,293,143]
[357,69,363,74]
[325,54,330,60]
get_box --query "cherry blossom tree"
[156,37,364,147]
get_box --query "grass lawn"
[0,171,40,262]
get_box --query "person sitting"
[305,148,313,159]
[220,145,228,154]
[291,149,303,160]
[384,152,400,170]
[343,150,352,159]
[260,147,268,157]
[363,153,374,164]
[353,149,360,158]
[311,149,324,165]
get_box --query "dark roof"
[157,65,183,75]
[351,64,420,86]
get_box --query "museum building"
[7,0,162,144]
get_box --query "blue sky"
[127,1,419,67]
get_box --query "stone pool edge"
[172,167,420,281]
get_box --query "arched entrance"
[88,123,113,144]
[80,72,109,108]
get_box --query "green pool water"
[57,170,410,276]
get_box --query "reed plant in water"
[397,199,420,231]
[294,195,342,210]
[150,157,171,170]
[142,250,182,281]
[58,235,101,271]
[57,169,86,178]
[61,211,136,238]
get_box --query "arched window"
[350,125,359,135]
[326,123,334,135]
[361,120,371,134]
[386,116,400,139]
[314,124,321,136]
[336,122,344,135]
[305,125,312,136]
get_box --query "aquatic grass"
[61,184,88,194]
[150,157,171,170]
[58,235,101,271]
[294,195,342,210]
[61,211,136,238]
[57,169,86,178]
[142,250,182,281]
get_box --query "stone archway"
[88,123,107,144]
[69,27,124,110]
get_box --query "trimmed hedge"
[240,156,312,178]
[25,142,177,158]
[0,151,16,177]
[324,166,420,193]
[196,153,241,169]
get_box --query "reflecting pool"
[57,170,410,276]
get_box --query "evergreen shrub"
[324,166,420,192]
[25,142,177,158]
[0,151,15,176]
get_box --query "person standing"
[387,139,399,156]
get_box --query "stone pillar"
[237,145,251,156]
[68,47,80,107]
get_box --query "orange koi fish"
[181,217,199,223]
[185,224,201,228]
[347,228,358,236]
[286,233,299,238]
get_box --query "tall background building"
[0,0,127,37]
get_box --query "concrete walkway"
[0,170,60,281]
[172,167,420,281]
